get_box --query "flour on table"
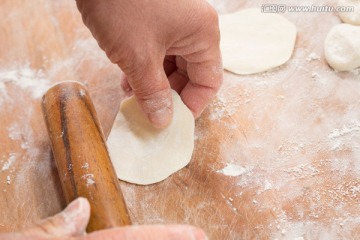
[219,8,297,75]
[217,163,247,177]
[107,90,195,185]
[0,65,50,100]
[6,176,10,185]
[306,53,321,62]
[1,153,16,171]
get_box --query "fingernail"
[148,108,172,128]
[62,197,88,223]
[63,198,81,214]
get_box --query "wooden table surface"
[1,0,359,239]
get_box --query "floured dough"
[324,24,360,71]
[107,90,195,185]
[219,8,297,75]
[338,0,360,25]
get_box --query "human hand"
[0,198,206,240]
[76,0,223,128]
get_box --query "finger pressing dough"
[324,24,360,71]
[338,0,360,25]
[107,90,195,185]
[219,8,297,75]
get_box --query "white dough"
[107,90,195,185]
[338,0,360,25]
[324,24,360,71]
[219,8,297,75]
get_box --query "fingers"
[168,3,223,118]
[120,75,132,93]
[84,225,207,240]
[123,56,173,129]
[23,197,90,238]
[181,54,223,118]
[168,56,189,93]
[163,55,177,76]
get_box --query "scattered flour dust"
[328,120,360,151]
[81,173,95,186]
[0,65,50,100]
[81,163,89,169]
[206,25,360,237]
[209,77,243,121]
[306,52,321,62]
[328,120,360,139]
[1,153,16,171]
[217,163,247,177]
[6,176,10,185]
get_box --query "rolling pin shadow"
[41,81,131,232]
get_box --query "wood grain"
[0,0,359,239]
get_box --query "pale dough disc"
[107,90,195,185]
[338,0,360,25]
[324,24,360,71]
[219,8,297,75]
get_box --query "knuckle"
[104,38,127,64]
[206,5,219,25]
[136,85,172,114]
[116,44,158,76]
[205,7,221,43]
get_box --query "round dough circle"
[324,24,360,71]
[219,8,297,75]
[107,90,195,185]
[338,0,360,25]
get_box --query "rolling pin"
[41,81,131,232]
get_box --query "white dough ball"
[338,0,360,25]
[324,24,360,71]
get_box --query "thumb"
[124,58,173,128]
[23,197,90,238]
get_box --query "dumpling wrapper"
[219,8,297,75]
[107,90,195,185]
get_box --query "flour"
[0,65,50,100]
[86,178,95,186]
[81,163,89,169]
[1,153,16,171]
[201,3,360,236]
[0,0,358,238]
[271,216,360,240]
[306,53,321,62]
[328,120,360,140]
[7,124,22,141]
[217,163,247,177]
[209,95,241,121]
[81,174,95,187]
[328,120,360,151]
[79,89,86,97]
[209,77,243,121]
[6,176,10,185]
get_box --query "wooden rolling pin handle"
[41,81,131,232]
